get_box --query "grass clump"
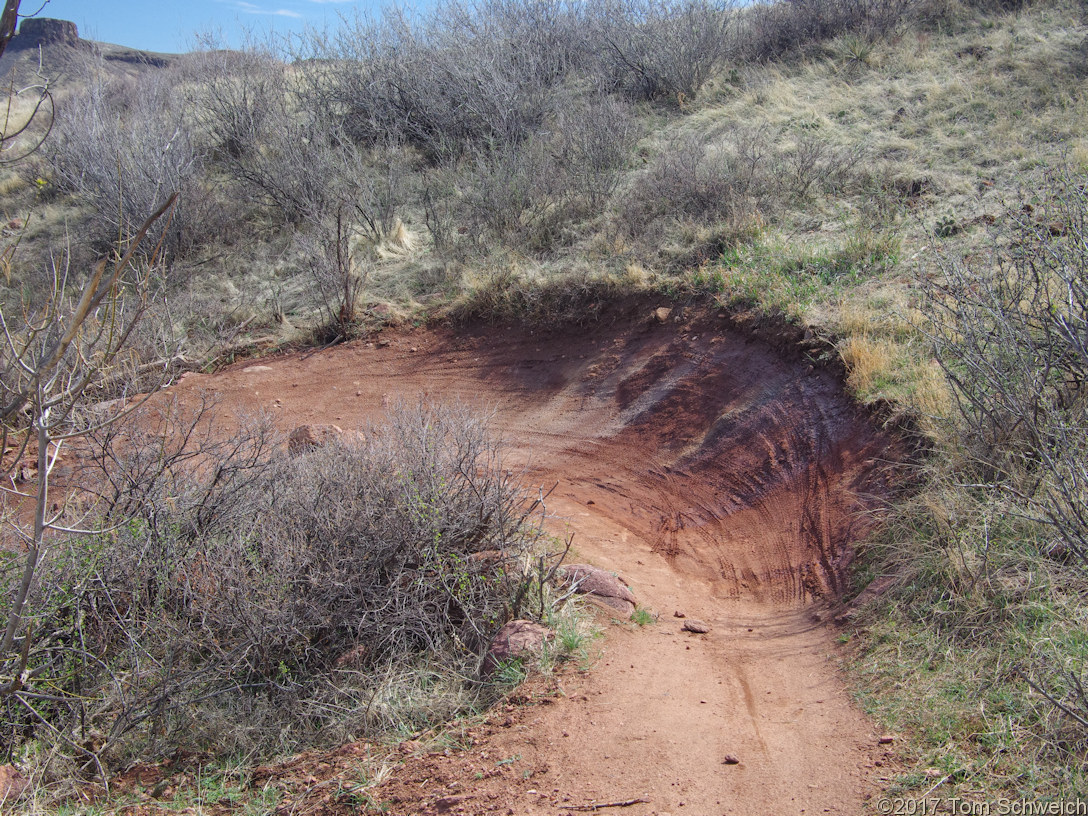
[631,607,657,627]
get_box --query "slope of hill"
[2,0,1087,809]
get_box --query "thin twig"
[565,798,650,811]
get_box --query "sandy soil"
[160,301,902,816]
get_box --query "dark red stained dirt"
[151,300,905,816]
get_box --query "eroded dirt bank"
[169,302,902,815]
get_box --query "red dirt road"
[170,302,901,815]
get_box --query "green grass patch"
[848,483,1088,800]
[687,228,900,318]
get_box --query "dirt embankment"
[163,300,904,815]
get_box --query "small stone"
[878,734,895,745]
[653,306,672,323]
[673,610,686,618]
[722,754,740,765]
[682,619,711,634]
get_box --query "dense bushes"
[315,0,731,157]
[741,0,917,61]
[46,58,214,257]
[588,0,736,102]
[1,402,549,764]
[40,0,923,300]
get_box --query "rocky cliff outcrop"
[13,18,79,49]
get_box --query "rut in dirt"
[176,301,899,608]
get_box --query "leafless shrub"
[459,139,571,252]
[772,130,867,200]
[46,57,211,258]
[421,164,461,253]
[919,175,1088,562]
[619,129,764,245]
[2,401,551,764]
[314,0,582,159]
[0,198,179,780]
[631,133,758,223]
[553,93,641,211]
[586,0,737,103]
[741,0,915,61]
[622,126,864,249]
[195,45,411,238]
[189,44,282,166]
[297,206,371,336]
[415,93,636,255]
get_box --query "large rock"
[287,424,364,454]
[16,18,78,48]
[561,564,637,616]
[481,620,553,676]
[0,765,28,803]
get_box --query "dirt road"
[170,301,901,815]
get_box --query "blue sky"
[26,0,379,53]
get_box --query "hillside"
[1,0,1087,810]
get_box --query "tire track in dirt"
[169,303,902,814]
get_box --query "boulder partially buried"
[287,423,364,454]
[481,620,554,676]
[561,564,637,616]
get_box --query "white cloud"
[227,1,305,17]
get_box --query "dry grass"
[0,170,24,197]
[840,333,897,395]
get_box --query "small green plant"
[934,210,959,238]
[631,607,656,626]
[493,657,528,686]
